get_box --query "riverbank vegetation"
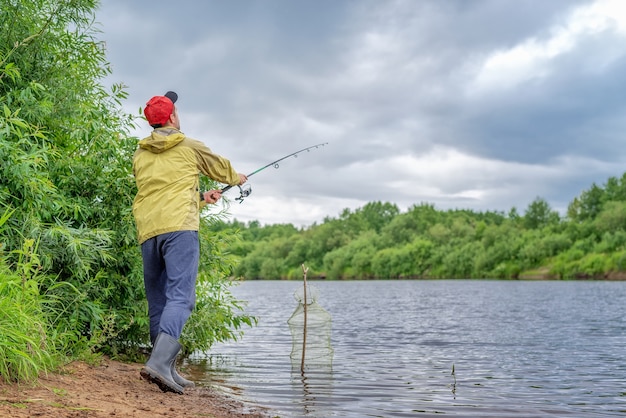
[217,176,626,281]
[0,0,253,382]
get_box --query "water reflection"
[290,368,335,417]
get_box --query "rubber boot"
[148,334,194,388]
[140,333,184,394]
[171,357,195,388]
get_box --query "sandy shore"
[0,357,270,418]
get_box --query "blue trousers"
[141,231,199,342]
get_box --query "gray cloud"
[97,0,626,226]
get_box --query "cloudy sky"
[96,0,626,227]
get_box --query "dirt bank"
[0,357,270,418]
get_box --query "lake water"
[184,280,626,417]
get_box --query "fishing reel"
[235,184,252,203]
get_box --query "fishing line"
[220,142,328,203]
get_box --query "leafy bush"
[579,253,608,276]
[0,1,259,366]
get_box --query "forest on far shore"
[214,173,626,281]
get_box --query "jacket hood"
[138,128,185,153]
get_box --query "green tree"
[323,246,351,279]
[379,213,419,246]
[0,0,136,357]
[603,174,626,202]
[343,201,399,233]
[524,197,559,229]
[568,183,604,222]
[349,231,378,278]
[593,201,626,233]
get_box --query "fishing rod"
[221,142,328,203]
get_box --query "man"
[132,91,247,394]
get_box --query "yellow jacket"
[132,128,240,244]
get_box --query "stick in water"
[300,264,309,374]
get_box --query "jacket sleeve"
[188,138,240,185]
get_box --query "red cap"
[144,92,177,126]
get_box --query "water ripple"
[185,280,626,417]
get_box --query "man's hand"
[203,190,222,204]
[238,173,248,185]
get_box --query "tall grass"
[0,218,55,382]
[0,270,54,382]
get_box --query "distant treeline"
[215,173,626,280]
